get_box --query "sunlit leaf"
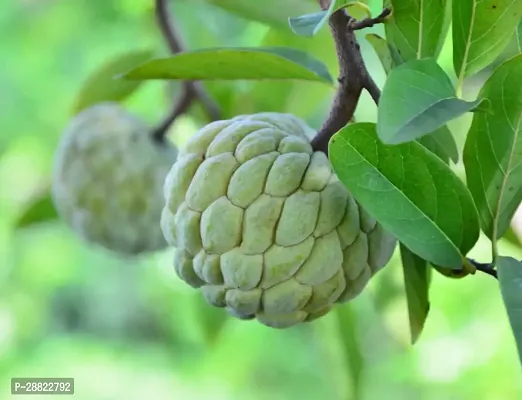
[329,122,480,269]
[518,21,522,52]
[366,37,459,162]
[16,192,58,228]
[378,58,482,144]
[463,54,522,240]
[120,47,334,84]
[453,0,522,80]
[383,0,450,62]
[203,0,317,30]
[400,244,431,344]
[288,1,371,37]
[71,49,154,114]
[497,256,522,367]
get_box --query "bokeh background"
[1,1,522,399]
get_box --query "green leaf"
[120,47,334,84]
[453,0,522,80]
[204,0,317,30]
[288,1,371,37]
[518,21,522,53]
[463,54,522,241]
[365,33,394,74]
[366,37,459,163]
[71,49,154,114]
[426,126,459,164]
[329,122,480,269]
[418,134,449,164]
[377,58,482,144]
[383,0,450,62]
[497,256,522,367]
[400,244,431,344]
[16,192,58,228]
[334,305,364,400]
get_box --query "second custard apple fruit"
[52,102,178,255]
[161,112,397,328]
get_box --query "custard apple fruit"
[52,102,178,255]
[161,112,397,328]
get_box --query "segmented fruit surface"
[161,113,397,328]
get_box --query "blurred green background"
[1,1,522,399]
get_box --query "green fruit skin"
[52,102,178,255]
[161,112,397,328]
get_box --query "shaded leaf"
[334,305,364,400]
[329,122,480,269]
[378,58,482,144]
[427,126,459,164]
[497,256,522,367]
[71,49,154,114]
[203,0,317,30]
[383,0,450,62]
[453,0,522,80]
[365,33,394,74]
[120,47,334,84]
[288,1,371,37]
[400,244,431,344]
[417,133,449,164]
[16,192,58,228]
[463,54,522,240]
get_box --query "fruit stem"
[311,3,390,156]
[151,0,221,143]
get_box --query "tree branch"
[151,0,220,143]
[467,258,498,279]
[310,3,389,155]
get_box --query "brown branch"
[350,8,392,30]
[311,4,390,155]
[152,0,220,143]
[467,258,498,279]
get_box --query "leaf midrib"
[457,0,478,81]
[492,110,522,241]
[341,131,462,255]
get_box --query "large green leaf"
[377,58,482,144]
[16,192,58,228]
[120,47,334,84]
[463,54,522,241]
[203,0,317,30]
[329,122,480,269]
[288,1,371,37]
[71,49,154,114]
[383,0,450,62]
[366,37,459,162]
[400,244,431,344]
[453,0,522,80]
[497,256,522,367]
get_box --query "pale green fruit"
[161,112,397,328]
[52,103,178,255]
